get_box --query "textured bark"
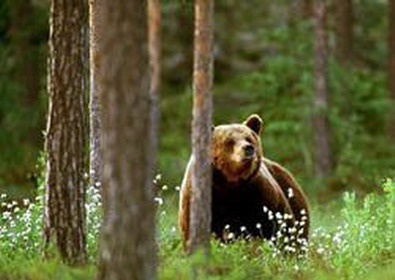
[148,0,161,173]
[96,1,156,280]
[390,0,395,140]
[335,0,353,65]
[188,0,214,254]
[89,0,103,188]
[44,0,88,265]
[312,0,332,178]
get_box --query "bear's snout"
[243,144,255,158]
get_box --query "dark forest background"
[0,0,394,201]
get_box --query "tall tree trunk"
[96,0,156,279]
[390,0,395,140]
[335,0,353,65]
[312,0,332,178]
[89,0,103,188]
[44,0,88,265]
[188,0,214,254]
[148,0,161,173]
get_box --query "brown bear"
[178,114,310,250]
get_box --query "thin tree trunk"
[312,0,332,178]
[302,0,314,18]
[44,0,88,265]
[389,0,395,140]
[188,0,214,254]
[89,0,103,188]
[148,0,161,173]
[335,0,353,65]
[97,1,156,279]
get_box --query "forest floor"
[0,179,394,280]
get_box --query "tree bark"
[312,0,332,178]
[96,1,156,280]
[148,0,161,173]
[89,0,103,188]
[335,0,353,65]
[389,0,395,140]
[188,0,214,254]
[302,0,314,18]
[44,0,88,265]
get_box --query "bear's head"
[211,114,263,183]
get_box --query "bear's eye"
[225,139,235,147]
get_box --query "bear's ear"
[244,114,263,135]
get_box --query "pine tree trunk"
[44,0,88,265]
[335,0,353,65]
[89,0,103,188]
[312,0,332,178]
[188,0,214,254]
[96,1,156,279]
[148,0,161,173]
[389,0,395,140]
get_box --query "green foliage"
[0,0,47,194]
[159,20,395,195]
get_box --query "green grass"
[0,178,394,279]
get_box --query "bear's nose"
[244,144,255,157]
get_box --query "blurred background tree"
[0,0,394,202]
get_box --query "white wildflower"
[275,212,283,220]
[287,188,294,198]
[316,248,325,254]
[154,197,163,205]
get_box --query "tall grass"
[0,179,394,279]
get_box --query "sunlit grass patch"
[0,178,394,279]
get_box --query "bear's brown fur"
[178,115,309,250]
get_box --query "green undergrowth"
[0,178,394,279]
